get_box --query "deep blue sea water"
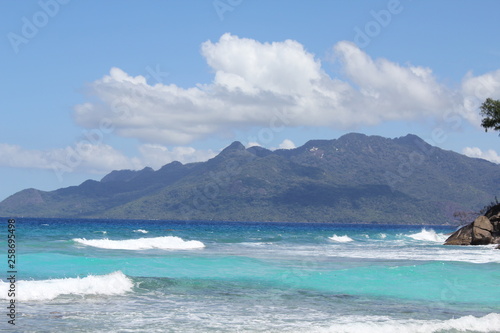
[1,218,499,332]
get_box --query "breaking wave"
[407,228,447,243]
[73,236,205,250]
[328,235,354,243]
[0,271,133,301]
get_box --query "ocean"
[1,218,499,332]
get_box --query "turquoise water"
[1,218,500,332]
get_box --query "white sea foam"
[0,271,133,301]
[328,235,354,243]
[73,236,205,250]
[282,238,500,264]
[407,228,447,242]
[323,244,500,264]
[315,313,500,333]
[133,229,149,234]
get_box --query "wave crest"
[329,234,354,243]
[407,229,446,243]
[0,271,133,301]
[73,236,205,250]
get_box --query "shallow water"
[1,218,499,332]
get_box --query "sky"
[1,0,500,201]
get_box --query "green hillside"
[1,133,498,224]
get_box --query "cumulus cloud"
[0,142,215,176]
[278,139,296,150]
[333,41,453,122]
[460,69,500,125]
[0,143,137,174]
[78,34,493,146]
[74,34,500,147]
[202,33,323,96]
[10,34,500,176]
[138,144,216,169]
[462,147,500,164]
[246,142,261,148]
[49,33,500,176]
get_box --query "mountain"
[1,133,499,224]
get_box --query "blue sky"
[1,0,500,201]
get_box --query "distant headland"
[1,133,499,224]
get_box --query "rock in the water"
[471,216,494,245]
[444,223,473,245]
[444,203,500,246]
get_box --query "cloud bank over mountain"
[74,33,500,146]
[3,34,500,176]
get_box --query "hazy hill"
[1,133,498,224]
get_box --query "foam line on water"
[73,236,205,250]
[0,271,133,301]
[315,313,500,333]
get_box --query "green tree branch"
[480,98,500,133]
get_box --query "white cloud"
[0,143,216,176]
[333,41,452,122]
[0,143,140,174]
[201,33,323,96]
[462,147,500,164]
[137,144,216,169]
[278,139,296,150]
[246,142,261,148]
[8,34,500,176]
[460,69,500,126]
[76,34,490,146]
[78,35,500,146]
[0,143,55,169]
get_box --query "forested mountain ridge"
[1,133,498,224]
